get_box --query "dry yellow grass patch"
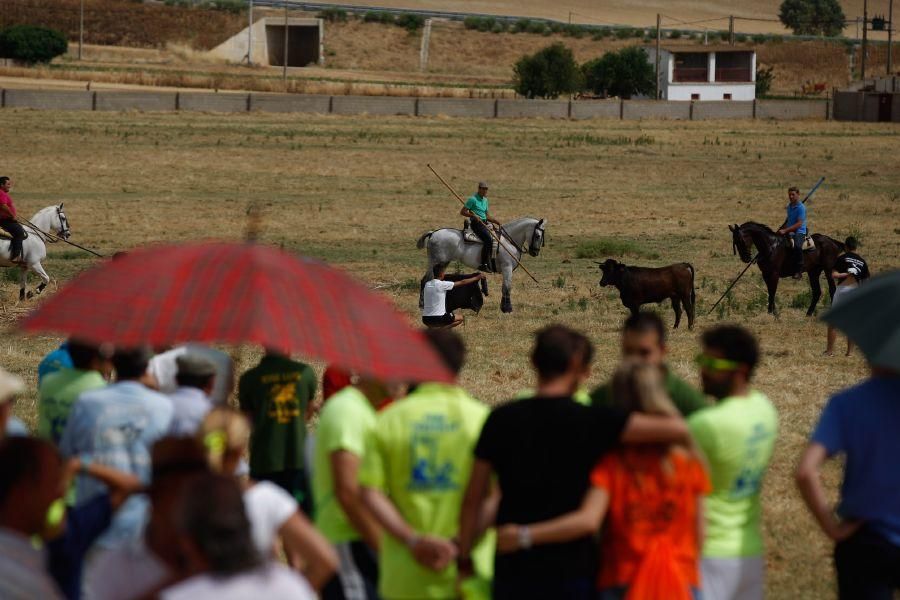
[0,110,898,599]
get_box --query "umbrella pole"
[427,164,539,285]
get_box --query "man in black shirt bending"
[456,325,689,600]
[825,236,870,356]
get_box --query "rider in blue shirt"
[461,182,501,272]
[777,186,807,280]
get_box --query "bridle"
[57,206,71,240]
[528,219,546,256]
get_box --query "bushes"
[582,46,654,99]
[0,25,67,65]
[756,66,775,96]
[363,11,423,31]
[318,8,348,22]
[514,42,582,99]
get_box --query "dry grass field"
[1,109,898,598]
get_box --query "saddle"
[788,234,816,251]
[462,219,500,265]
[0,225,26,241]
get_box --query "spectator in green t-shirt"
[38,340,111,444]
[360,329,496,600]
[688,325,778,600]
[239,350,316,515]
[591,312,708,417]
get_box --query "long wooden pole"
[427,164,539,284]
[16,216,105,258]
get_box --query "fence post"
[752,99,757,119]
[91,91,97,111]
[245,94,251,112]
[493,99,498,118]
[328,96,333,114]
[175,92,181,111]
[567,99,572,119]
[825,99,831,120]
[1,89,5,109]
[619,98,624,119]
[414,97,420,117]
[689,100,695,120]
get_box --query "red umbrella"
[20,241,451,383]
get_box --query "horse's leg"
[764,273,779,316]
[18,267,27,301]
[500,267,513,313]
[31,262,51,296]
[807,267,823,317]
[684,290,696,330]
[825,267,837,303]
[671,297,682,329]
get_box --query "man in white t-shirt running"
[422,263,485,329]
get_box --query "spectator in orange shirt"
[495,359,709,600]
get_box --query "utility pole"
[889,0,894,74]
[655,14,662,99]
[862,0,868,81]
[247,0,253,66]
[78,0,84,60]
[283,0,289,81]
[729,15,735,45]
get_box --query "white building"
[647,45,757,101]
[208,17,324,67]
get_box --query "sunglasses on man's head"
[694,353,742,372]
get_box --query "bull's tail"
[686,262,696,307]
[416,231,434,250]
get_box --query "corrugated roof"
[652,44,756,53]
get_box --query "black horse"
[729,222,844,316]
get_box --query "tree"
[756,66,775,96]
[582,46,655,99]
[779,0,845,37]
[513,43,582,99]
[0,25,68,65]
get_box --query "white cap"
[0,367,24,403]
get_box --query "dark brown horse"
[729,222,844,316]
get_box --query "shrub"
[526,21,549,34]
[592,29,610,40]
[582,46,655,99]
[669,29,683,39]
[491,22,507,34]
[512,19,532,33]
[615,27,633,39]
[756,65,775,96]
[752,33,768,44]
[318,8,348,22]
[0,25,67,65]
[550,22,564,34]
[205,0,244,14]
[395,13,424,31]
[735,33,748,42]
[363,11,394,24]
[513,42,583,98]
[779,0,845,36]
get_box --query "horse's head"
[596,258,624,287]
[729,223,752,264]
[528,218,546,257]
[55,204,71,240]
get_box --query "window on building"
[691,93,700,100]
[673,53,709,82]
[715,52,753,82]
[723,93,732,100]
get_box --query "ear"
[59,203,64,210]
[728,224,734,232]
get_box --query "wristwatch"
[517,525,532,550]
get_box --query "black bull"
[419,273,489,314]
[597,259,696,329]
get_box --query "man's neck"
[723,381,750,399]
[535,377,577,397]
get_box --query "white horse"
[0,204,70,300]
[417,217,546,313]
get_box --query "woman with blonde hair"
[198,407,338,591]
[496,359,710,600]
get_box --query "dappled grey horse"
[417,217,546,313]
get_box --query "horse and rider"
[0,176,26,263]
[418,180,546,314]
[730,184,843,315]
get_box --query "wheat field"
[1,109,898,598]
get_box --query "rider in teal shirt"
[777,186,807,279]
[461,182,501,272]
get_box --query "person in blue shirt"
[460,181,501,272]
[38,342,74,385]
[777,186,807,280]
[796,364,900,599]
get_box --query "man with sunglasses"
[688,325,778,600]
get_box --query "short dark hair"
[788,186,800,194]
[531,325,593,380]
[423,329,466,376]
[623,311,666,345]
[175,372,215,390]
[702,325,760,376]
[844,237,858,251]
[67,340,105,371]
[0,177,9,186]
[433,263,447,278]
[151,437,209,489]
[176,472,261,576]
[0,437,59,508]
[112,347,153,380]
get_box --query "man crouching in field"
[422,263,484,329]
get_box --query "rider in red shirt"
[0,176,25,262]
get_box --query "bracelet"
[517,525,532,550]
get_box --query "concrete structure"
[570,100,621,120]
[249,93,330,113]
[4,89,94,110]
[496,99,568,118]
[622,100,691,120]
[691,101,754,120]
[95,92,177,112]
[331,95,416,116]
[178,93,250,112]
[418,97,495,118]
[756,99,827,120]
[209,17,324,67]
[833,77,900,122]
[647,45,756,102]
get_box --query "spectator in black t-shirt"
[456,325,689,600]
[826,237,870,357]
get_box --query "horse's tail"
[685,262,696,306]
[416,231,434,250]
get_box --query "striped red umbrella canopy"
[20,241,451,383]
